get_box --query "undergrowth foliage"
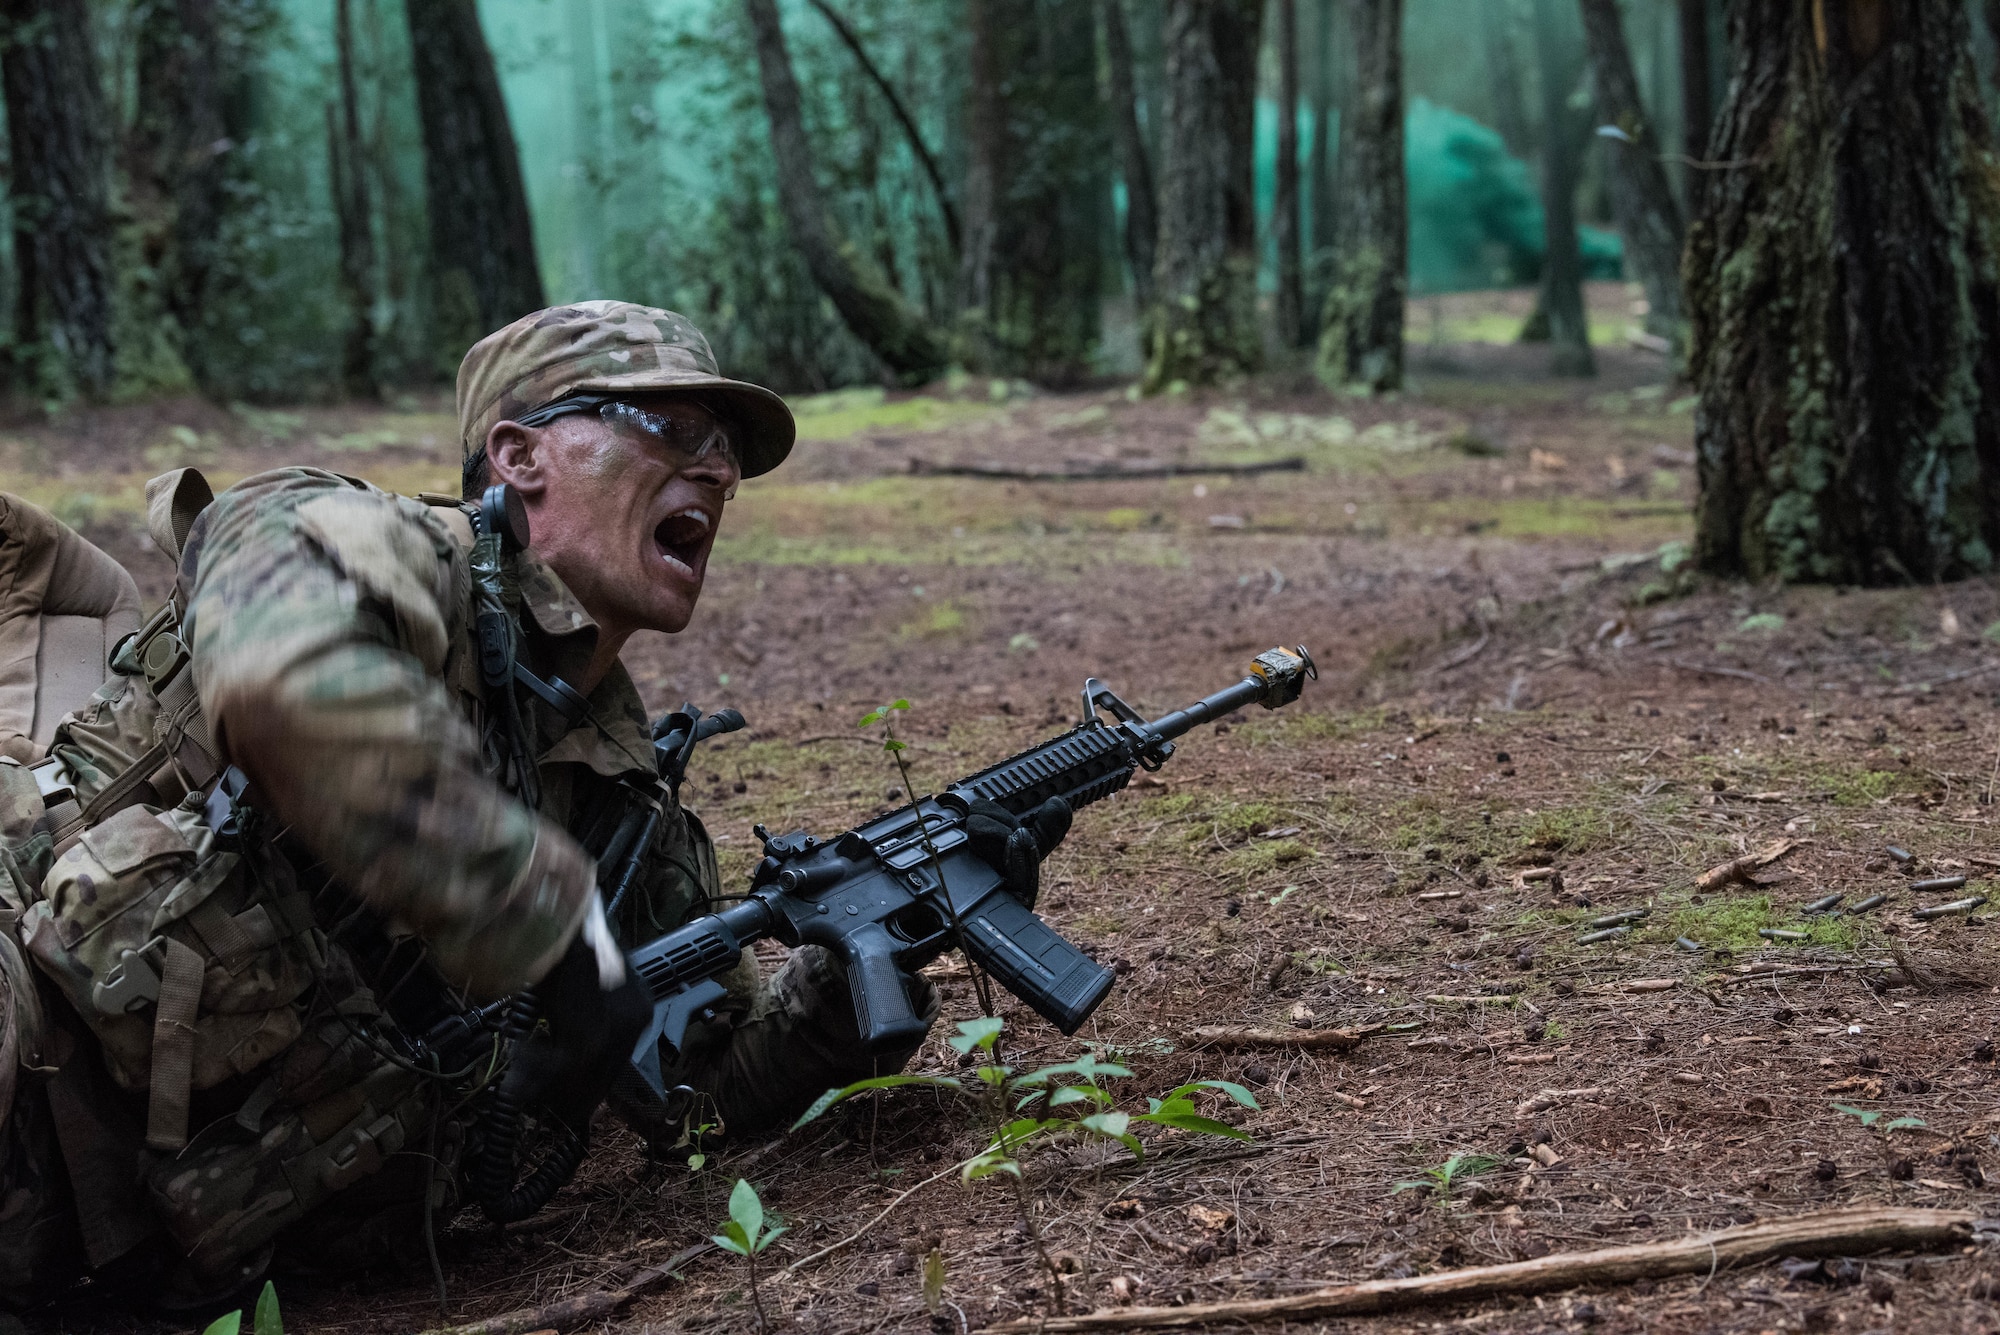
[794,1017,1259,1314]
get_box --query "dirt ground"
[9,284,2000,1335]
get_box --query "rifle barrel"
[1139,674,1272,744]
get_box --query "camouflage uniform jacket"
[180,464,721,992]
[0,465,804,1294]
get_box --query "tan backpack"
[0,491,144,763]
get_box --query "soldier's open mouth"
[653,507,713,578]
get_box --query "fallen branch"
[907,456,1306,481]
[1586,978,1677,995]
[419,1242,710,1335]
[982,1208,1975,1332]
[1514,1087,1606,1119]
[1718,962,1894,985]
[1183,1023,1393,1052]
[1695,838,1799,892]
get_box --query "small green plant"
[199,1281,281,1335]
[712,1178,787,1332]
[1833,1103,1925,1133]
[796,1017,1258,1314]
[1393,1152,1505,1201]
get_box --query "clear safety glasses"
[515,393,741,476]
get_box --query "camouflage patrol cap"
[457,301,796,478]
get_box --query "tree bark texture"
[404,0,544,354]
[330,0,377,396]
[1678,0,1713,216]
[951,0,1107,381]
[132,0,250,393]
[742,0,948,382]
[1144,0,1264,390]
[1579,0,1684,342]
[1525,0,1593,374]
[1687,0,2000,584]
[2,0,116,397]
[805,0,959,254]
[1212,0,1261,257]
[1099,0,1157,306]
[1315,0,1403,394]
[1273,0,1303,347]
[1308,0,1341,257]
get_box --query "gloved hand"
[963,795,1072,910]
[517,911,652,1137]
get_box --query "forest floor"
[10,283,2000,1335]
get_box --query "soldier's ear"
[486,421,548,498]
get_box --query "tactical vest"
[0,470,451,1279]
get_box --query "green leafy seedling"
[792,1017,1261,1317]
[713,1178,787,1331]
[199,1281,282,1335]
[1833,1102,1926,1132]
[1393,1152,1505,1200]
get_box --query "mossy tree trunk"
[1523,0,1593,375]
[1315,0,1404,395]
[1689,0,2000,584]
[1144,0,1264,392]
[2,0,116,398]
[743,0,948,383]
[1580,0,1684,343]
[404,0,544,356]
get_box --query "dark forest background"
[8,0,2000,586]
[0,0,1762,402]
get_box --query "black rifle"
[436,645,1314,1219]
[614,644,1316,1113]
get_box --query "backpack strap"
[144,936,205,1151]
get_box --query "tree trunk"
[1678,0,1714,218]
[1525,0,1593,374]
[404,0,544,354]
[1315,0,1404,394]
[1143,0,1264,390]
[958,0,1001,317]
[806,0,960,254]
[1579,0,1684,343]
[1,0,116,397]
[1308,0,1340,257]
[133,0,248,394]
[1482,0,1534,159]
[1213,0,1262,259]
[330,0,377,396]
[1099,0,1157,307]
[742,0,949,382]
[1273,0,1303,347]
[1688,0,2000,584]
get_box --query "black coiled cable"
[473,993,591,1224]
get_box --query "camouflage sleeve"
[183,469,594,998]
